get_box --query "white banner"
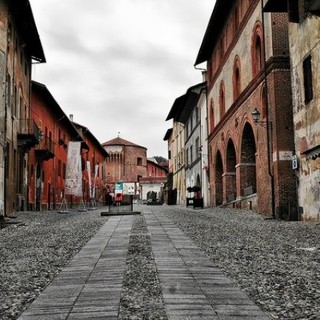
[92,164,99,198]
[65,142,82,197]
[86,161,92,198]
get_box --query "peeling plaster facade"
[289,9,320,220]
[264,0,320,220]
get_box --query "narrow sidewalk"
[18,208,269,319]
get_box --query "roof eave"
[10,0,46,63]
[195,0,236,66]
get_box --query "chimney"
[69,114,74,122]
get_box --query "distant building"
[139,158,167,203]
[165,98,186,206]
[102,136,147,198]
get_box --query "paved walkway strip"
[18,215,133,320]
[144,209,269,320]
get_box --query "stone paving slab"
[18,209,270,319]
[18,215,132,320]
[144,209,269,320]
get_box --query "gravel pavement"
[163,206,320,320]
[1,205,320,319]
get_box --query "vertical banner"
[65,142,82,197]
[92,164,99,199]
[86,161,92,198]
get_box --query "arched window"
[251,22,264,77]
[210,98,215,133]
[233,56,241,101]
[219,81,225,120]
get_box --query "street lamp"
[251,108,261,123]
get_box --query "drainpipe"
[261,1,276,218]
[2,10,11,217]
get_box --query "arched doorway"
[215,150,223,205]
[226,139,237,202]
[240,123,257,196]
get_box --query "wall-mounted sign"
[292,155,298,170]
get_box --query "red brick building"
[102,136,147,197]
[195,0,297,219]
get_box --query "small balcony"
[35,136,55,161]
[17,119,41,150]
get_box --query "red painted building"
[29,82,108,210]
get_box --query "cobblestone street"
[1,205,320,319]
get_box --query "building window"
[195,138,200,159]
[303,54,313,104]
[195,107,199,124]
[251,22,264,77]
[63,163,66,179]
[233,56,241,101]
[210,98,215,133]
[137,157,142,166]
[288,0,300,23]
[185,148,189,166]
[219,81,225,120]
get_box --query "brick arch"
[233,55,241,101]
[239,122,257,196]
[219,80,225,120]
[225,138,237,202]
[251,21,264,78]
[214,149,223,206]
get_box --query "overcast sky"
[30,0,215,158]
